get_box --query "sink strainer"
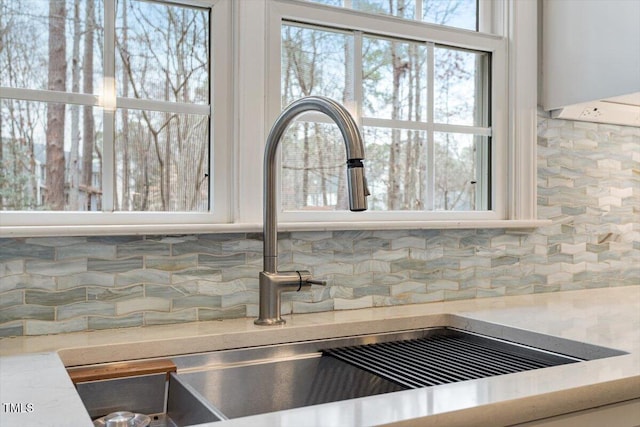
[93,411,151,427]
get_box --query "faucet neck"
[262,96,366,275]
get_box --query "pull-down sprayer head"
[347,158,369,212]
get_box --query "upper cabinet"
[542,0,640,126]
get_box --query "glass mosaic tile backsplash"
[1,115,638,336]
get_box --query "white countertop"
[1,287,639,426]
[0,352,93,427]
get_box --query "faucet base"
[255,270,311,326]
[254,317,286,326]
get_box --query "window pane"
[423,0,476,31]
[1,0,213,217]
[305,0,416,19]
[305,0,343,6]
[0,0,103,93]
[434,132,482,211]
[434,46,488,126]
[363,127,427,211]
[281,121,347,211]
[116,0,209,104]
[280,124,441,213]
[352,0,416,19]
[362,36,427,121]
[305,0,477,31]
[115,109,209,212]
[281,25,350,106]
[278,20,492,215]
[0,100,102,211]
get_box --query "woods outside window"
[1,0,538,234]
[0,0,231,228]
[270,0,507,223]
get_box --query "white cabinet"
[541,0,640,126]
[542,0,640,110]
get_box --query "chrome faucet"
[255,96,369,326]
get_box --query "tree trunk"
[120,0,130,210]
[82,0,95,209]
[149,127,163,210]
[403,44,415,210]
[26,107,37,208]
[0,8,3,208]
[45,0,67,210]
[0,92,3,210]
[317,126,328,206]
[406,43,423,209]
[141,137,150,211]
[387,0,407,211]
[69,0,81,210]
[387,42,403,210]
[162,80,171,210]
[302,122,309,207]
[414,43,424,210]
[336,36,354,210]
[94,140,102,210]
[0,6,3,208]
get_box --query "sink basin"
[176,348,403,419]
[171,319,626,421]
[72,365,223,426]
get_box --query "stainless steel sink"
[171,321,626,421]
[73,318,626,425]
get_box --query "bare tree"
[281,25,349,210]
[0,6,5,209]
[383,51,401,211]
[119,0,131,210]
[387,0,407,210]
[69,0,82,209]
[45,0,67,210]
[335,35,355,210]
[434,47,475,210]
[118,3,208,211]
[82,0,95,209]
[0,6,41,210]
[283,26,318,207]
[406,43,425,210]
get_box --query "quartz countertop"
[0,352,93,426]
[1,287,639,426]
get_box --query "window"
[114,0,210,212]
[0,0,231,228]
[306,0,478,31]
[1,0,538,235]
[268,0,507,222]
[281,24,490,213]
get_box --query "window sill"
[0,219,552,238]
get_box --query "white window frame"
[233,0,541,229]
[1,0,544,237]
[0,0,233,234]
[269,2,503,222]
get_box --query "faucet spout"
[256,96,368,326]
